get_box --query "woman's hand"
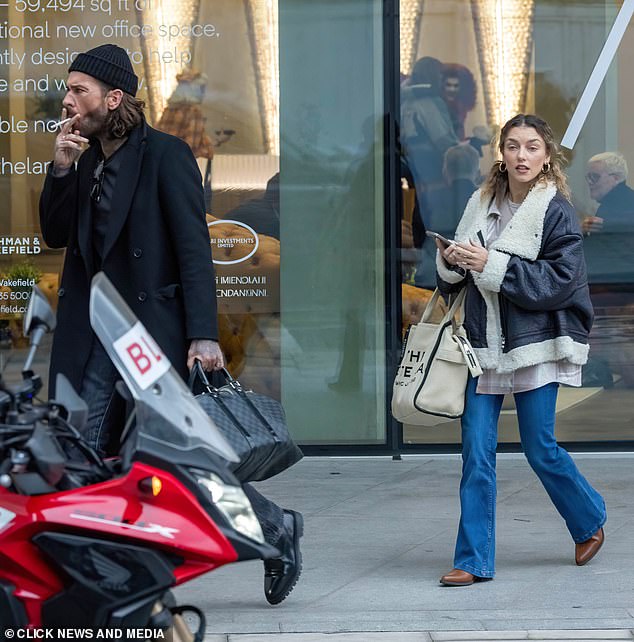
[453,240,488,273]
[436,238,460,266]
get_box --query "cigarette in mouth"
[52,117,74,130]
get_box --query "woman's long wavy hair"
[98,81,146,139]
[481,114,570,204]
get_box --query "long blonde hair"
[481,114,570,204]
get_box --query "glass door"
[279,0,389,445]
[398,0,634,446]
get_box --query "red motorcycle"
[0,273,275,638]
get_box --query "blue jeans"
[454,376,607,578]
[79,339,287,546]
[79,338,122,456]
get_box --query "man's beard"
[78,105,109,139]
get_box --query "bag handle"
[188,359,241,394]
[188,358,215,392]
[421,288,466,325]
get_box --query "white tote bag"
[391,289,482,426]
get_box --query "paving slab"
[430,632,530,640]
[430,632,634,641]
[176,455,634,637]
[212,633,634,642]
[225,635,432,641]
[526,631,634,639]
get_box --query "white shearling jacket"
[436,181,594,373]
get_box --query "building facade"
[0,0,632,452]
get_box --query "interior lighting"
[470,0,535,128]
[400,0,425,77]
[135,0,201,122]
[245,0,280,155]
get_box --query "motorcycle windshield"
[88,272,238,464]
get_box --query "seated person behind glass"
[582,152,634,283]
[224,173,280,239]
[583,152,634,234]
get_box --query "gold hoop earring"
[499,162,507,173]
[542,162,551,174]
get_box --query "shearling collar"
[454,181,558,260]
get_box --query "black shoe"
[264,510,304,605]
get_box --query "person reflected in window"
[224,172,280,239]
[441,63,477,142]
[435,114,606,587]
[401,160,426,284]
[401,56,459,195]
[582,152,634,283]
[415,143,480,288]
[582,152,634,235]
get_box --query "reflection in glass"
[135,0,201,122]
[400,0,425,77]
[400,0,634,445]
[245,0,280,155]
[471,0,535,127]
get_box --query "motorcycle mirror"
[23,286,56,340]
[22,286,56,373]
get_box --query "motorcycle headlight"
[196,473,264,544]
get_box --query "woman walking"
[435,114,606,586]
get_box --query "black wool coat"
[39,120,218,395]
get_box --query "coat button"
[138,291,147,302]
[133,248,143,258]
[58,288,65,297]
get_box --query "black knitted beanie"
[69,44,138,96]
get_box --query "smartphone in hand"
[425,230,455,246]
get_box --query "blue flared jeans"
[454,377,607,578]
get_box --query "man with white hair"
[583,152,634,234]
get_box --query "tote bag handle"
[421,288,466,326]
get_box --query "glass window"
[0,1,285,401]
[0,0,387,447]
[279,0,387,445]
[399,0,634,445]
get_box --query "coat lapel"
[77,145,99,278]
[102,122,147,262]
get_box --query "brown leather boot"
[575,527,605,566]
[440,569,476,586]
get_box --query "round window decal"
[207,219,260,265]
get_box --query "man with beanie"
[39,44,303,606]
[40,43,223,447]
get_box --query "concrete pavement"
[173,454,634,641]
[201,633,634,641]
